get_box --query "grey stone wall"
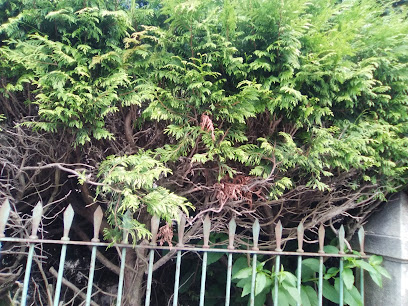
[363,192,408,306]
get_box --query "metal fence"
[0,199,368,306]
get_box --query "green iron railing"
[0,199,369,305]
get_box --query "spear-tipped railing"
[21,201,43,306]
[53,204,75,306]
[145,214,160,306]
[85,206,103,306]
[0,200,369,306]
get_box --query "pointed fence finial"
[228,219,236,250]
[92,206,103,242]
[297,222,304,253]
[177,213,186,247]
[252,219,260,251]
[150,215,160,246]
[275,220,283,252]
[203,215,211,249]
[0,199,11,238]
[30,201,43,239]
[339,225,345,255]
[358,227,365,256]
[62,205,74,240]
[318,224,325,254]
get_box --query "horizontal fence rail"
[0,199,369,306]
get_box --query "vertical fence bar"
[250,219,260,306]
[173,214,186,306]
[145,215,160,306]
[173,251,182,305]
[199,215,211,306]
[116,244,127,306]
[250,255,257,306]
[338,225,345,306]
[225,218,236,306]
[358,227,365,305]
[21,202,43,306]
[0,199,11,256]
[116,247,127,306]
[85,206,104,306]
[53,205,75,306]
[296,222,304,306]
[318,224,325,306]
[273,220,282,306]
[117,211,131,306]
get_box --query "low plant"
[232,247,390,306]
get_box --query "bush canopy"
[0,0,407,304]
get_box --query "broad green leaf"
[302,285,318,306]
[324,245,340,254]
[281,271,298,287]
[282,283,302,305]
[241,280,252,297]
[206,252,224,266]
[374,265,391,279]
[322,279,340,304]
[300,286,312,306]
[253,291,268,306]
[302,258,321,273]
[232,257,249,279]
[368,269,383,287]
[346,285,363,306]
[256,261,267,270]
[325,267,339,279]
[255,273,272,295]
[343,268,354,290]
[355,260,377,274]
[335,278,362,306]
[234,267,253,279]
[369,255,383,266]
[300,258,324,281]
[237,276,251,288]
[272,286,290,306]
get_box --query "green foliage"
[97,151,193,242]
[231,252,390,306]
[2,0,407,183]
[0,1,406,303]
[1,5,134,144]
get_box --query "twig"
[21,163,104,187]
[49,267,100,306]
[34,257,53,306]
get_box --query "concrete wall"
[363,192,408,306]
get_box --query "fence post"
[358,227,365,302]
[53,204,75,306]
[173,213,186,306]
[250,219,260,306]
[225,218,236,306]
[318,224,325,306]
[145,214,160,306]
[273,220,282,306]
[85,206,104,306]
[199,215,211,306]
[21,201,43,306]
[117,211,131,306]
[338,225,345,306]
